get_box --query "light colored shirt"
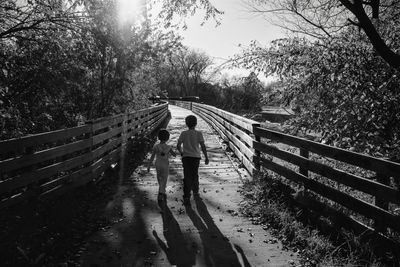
[178,129,204,158]
[153,143,171,164]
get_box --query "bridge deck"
[81,105,298,266]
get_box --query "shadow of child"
[185,198,249,266]
[153,205,196,267]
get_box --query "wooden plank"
[254,126,400,180]
[91,139,122,159]
[253,141,400,205]
[195,110,255,174]
[193,105,254,147]
[143,110,167,131]
[229,141,255,175]
[92,126,123,145]
[293,191,400,247]
[0,190,36,210]
[39,169,94,200]
[196,112,229,142]
[39,165,93,194]
[193,103,258,132]
[375,173,390,232]
[0,125,91,156]
[258,157,400,232]
[91,114,124,131]
[0,151,93,195]
[0,139,92,174]
[198,109,254,161]
[151,112,168,131]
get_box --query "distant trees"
[159,47,213,97]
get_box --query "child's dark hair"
[158,129,170,141]
[185,115,197,128]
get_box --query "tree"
[0,0,182,139]
[0,0,84,39]
[244,0,400,69]
[161,47,213,97]
[236,29,400,159]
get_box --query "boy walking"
[177,115,209,205]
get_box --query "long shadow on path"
[186,198,251,267]
[153,202,197,267]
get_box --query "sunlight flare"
[117,0,146,25]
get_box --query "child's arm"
[147,150,156,172]
[200,141,209,165]
[177,140,183,156]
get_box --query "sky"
[172,0,286,83]
[117,0,287,83]
[177,0,285,80]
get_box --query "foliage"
[214,72,263,112]
[239,172,388,266]
[0,0,181,140]
[158,47,213,97]
[245,0,400,69]
[235,28,400,159]
[153,0,223,28]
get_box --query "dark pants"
[182,157,200,199]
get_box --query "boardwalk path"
[81,105,299,267]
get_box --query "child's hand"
[205,158,209,165]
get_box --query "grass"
[238,171,398,266]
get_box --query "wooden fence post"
[375,172,389,233]
[299,148,309,190]
[122,112,128,147]
[84,120,95,181]
[253,124,261,174]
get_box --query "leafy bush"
[236,29,400,159]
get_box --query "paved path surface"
[80,105,299,267]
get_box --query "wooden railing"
[171,100,400,244]
[191,102,260,174]
[0,103,169,209]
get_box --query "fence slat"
[0,125,91,156]
[253,141,400,205]
[253,127,400,180]
[258,157,400,232]
[0,139,92,174]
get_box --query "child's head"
[158,129,170,142]
[185,115,197,129]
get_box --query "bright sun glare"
[117,0,144,25]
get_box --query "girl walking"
[147,129,176,204]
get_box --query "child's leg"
[182,157,200,199]
[182,157,192,200]
[190,158,200,195]
[156,163,168,195]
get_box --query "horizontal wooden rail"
[253,126,400,240]
[170,100,400,244]
[0,102,169,209]
[253,127,400,180]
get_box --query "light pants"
[155,160,169,194]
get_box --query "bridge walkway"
[80,105,299,266]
